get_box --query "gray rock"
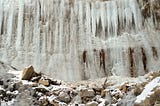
[58,91,71,103]
[79,88,95,97]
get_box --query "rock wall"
[0,0,160,81]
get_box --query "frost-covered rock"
[134,77,160,106]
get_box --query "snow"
[98,98,106,106]
[0,86,5,91]
[22,80,36,85]
[8,70,22,80]
[135,77,160,103]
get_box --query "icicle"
[110,1,118,36]
[0,0,3,36]
[91,3,96,37]
[33,1,41,71]
[100,3,106,34]
[6,1,14,49]
[16,0,24,51]
[106,2,111,37]
[129,0,142,31]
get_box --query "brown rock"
[21,66,36,80]
[101,89,106,98]
[119,83,127,93]
[38,79,50,86]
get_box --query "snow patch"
[135,77,160,103]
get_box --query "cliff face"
[0,0,160,81]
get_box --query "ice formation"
[0,0,160,81]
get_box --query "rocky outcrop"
[1,67,160,106]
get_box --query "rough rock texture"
[1,68,160,106]
[21,66,37,80]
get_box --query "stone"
[86,101,98,106]
[38,96,49,106]
[13,81,23,91]
[134,88,160,106]
[0,80,3,85]
[21,66,36,80]
[134,77,160,106]
[79,88,95,97]
[48,95,67,106]
[49,79,61,85]
[58,91,71,103]
[101,89,106,98]
[34,87,49,94]
[31,76,41,82]
[155,104,160,106]
[133,83,145,96]
[38,79,50,86]
[119,83,128,93]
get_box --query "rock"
[155,104,160,106]
[147,71,160,81]
[21,65,36,80]
[38,79,50,86]
[110,89,124,104]
[119,83,128,93]
[57,91,71,103]
[134,87,160,106]
[79,88,95,98]
[98,98,109,106]
[134,77,160,106]
[0,87,6,98]
[101,89,106,98]
[48,95,67,106]
[31,76,41,82]
[38,96,49,106]
[133,83,145,96]
[34,87,49,94]
[86,101,98,106]
[49,79,61,85]
[0,80,3,85]
[117,92,136,106]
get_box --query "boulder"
[101,89,106,98]
[21,66,36,80]
[58,91,71,103]
[38,79,50,86]
[79,88,95,98]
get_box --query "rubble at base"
[0,66,160,106]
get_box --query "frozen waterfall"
[0,0,160,81]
